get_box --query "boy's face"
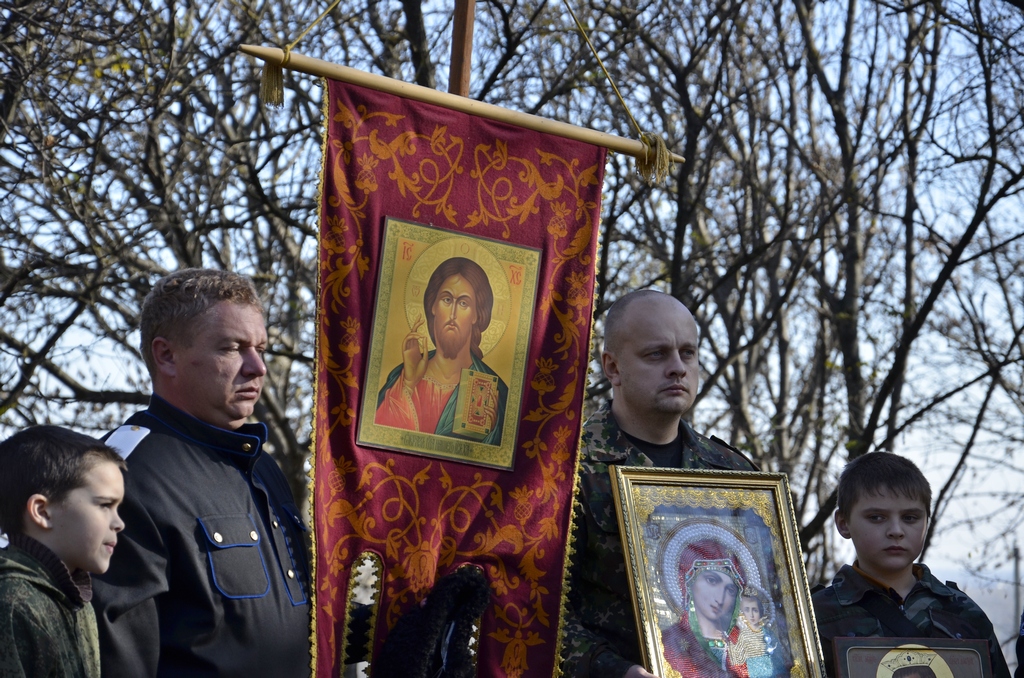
[740,596,762,624]
[835,488,927,583]
[45,460,125,574]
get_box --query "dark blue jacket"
[92,397,310,677]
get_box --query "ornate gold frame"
[610,468,825,678]
[833,638,992,678]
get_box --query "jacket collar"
[6,533,91,607]
[830,562,954,606]
[582,402,697,465]
[141,396,268,468]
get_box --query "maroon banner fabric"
[313,79,606,677]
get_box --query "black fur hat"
[373,565,491,678]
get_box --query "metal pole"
[1015,540,1020,633]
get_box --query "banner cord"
[560,0,672,184]
[258,0,674,183]
[260,0,345,107]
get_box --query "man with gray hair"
[92,268,310,677]
[561,290,757,678]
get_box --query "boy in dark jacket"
[812,452,1009,678]
[0,426,125,678]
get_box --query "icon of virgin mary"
[658,522,784,678]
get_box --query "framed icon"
[833,637,992,678]
[611,468,826,678]
[356,217,540,469]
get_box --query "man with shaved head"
[561,290,757,678]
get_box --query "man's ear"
[151,336,177,379]
[601,351,621,387]
[25,494,53,531]
[834,510,852,539]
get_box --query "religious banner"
[312,79,607,677]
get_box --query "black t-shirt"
[621,430,683,468]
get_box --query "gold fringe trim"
[260,62,284,107]
[307,76,332,675]
[636,132,671,185]
[552,218,604,678]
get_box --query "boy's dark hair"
[0,426,125,537]
[836,451,932,518]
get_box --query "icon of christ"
[375,257,509,445]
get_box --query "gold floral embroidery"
[318,91,603,675]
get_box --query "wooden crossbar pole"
[449,0,476,97]
[240,44,686,164]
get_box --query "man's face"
[45,460,124,574]
[834,489,928,584]
[158,301,268,430]
[431,274,478,359]
[602,296,700,425]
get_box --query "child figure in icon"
[731,589,782,678]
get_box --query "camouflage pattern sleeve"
[1,544,100,678]
[0,583,54,677]
[989,620,1012,678]
[560,405,757,678]
[898,570,1009,678]
[811,583,864,677]
[0,577,85,678]
[560,407,650,678]
[561,491,637,678]
[953,589,1011,678]
[813,565,1011,678]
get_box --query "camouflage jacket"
[813,564,1010,678]
[0,536,100,678]
[560,403,757,678]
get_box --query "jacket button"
[213,532,223,543]
[249,530,259,541]
[287,569,295,579]
[242,443,252,452]
[272,520,279,529]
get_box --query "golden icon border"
[356,216,541,470]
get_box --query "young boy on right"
[0,426,125,678]
[812,452,1010,678]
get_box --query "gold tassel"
[636,132,671,185]
[260,61,284,107]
